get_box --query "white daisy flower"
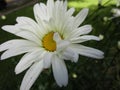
[0,0,104,90]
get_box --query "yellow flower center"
[42,32,56,52]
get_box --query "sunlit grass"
[68,0,116,9]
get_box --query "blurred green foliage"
[0,0,120,90]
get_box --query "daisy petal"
[52,55,68,87]
[53,32,62,43]
[2,25,20,34]
[73,8,89,28]
[66,8,75,17]
[71,35,100,43]
[15,49,44,74]
[20,60,43,90]
[1,47,39,60]
[0,40,38,52]
[61,47,79,63]
[33,4,49,34]
[47,0,54,17]
[43,52,53,69]
[53,33,70,51]
[71,44,104,59]
[16,16,41,36]
[68,25,92,39]
[63,0,67,12]
[2,16,42,38]
[76,25,92,35]
[16,31,41,45]
[2,25,41,44]
[33,3,48,21]
[57,40,70,52]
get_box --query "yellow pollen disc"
[42,32,56,52]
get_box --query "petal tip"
[15,67,20,74]
[0,55,5,60]
[1,25,7,30]
[15,71,19,75]
[84,8,89,12]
